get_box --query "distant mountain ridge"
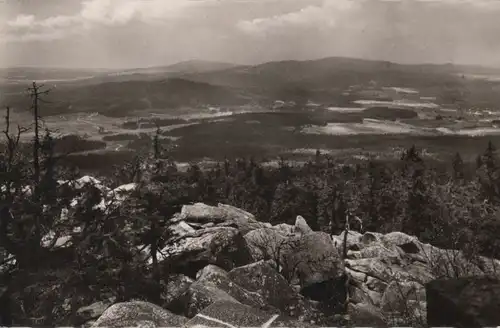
[0,60,240,86]
[119,60,238,75]
[4,57,500,85]
[2,56,500,116]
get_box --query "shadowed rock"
[426,276,500,327]
[157,226,254,277]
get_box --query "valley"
[2,57,500,172]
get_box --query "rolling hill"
[3,56,500,117]
[1,78,250,116]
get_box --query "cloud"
[238,6,334,34]
[3,0,500,68]
[79,0,197,25]
[237,0,500,35]
[237,0,365,35]
[2,0,220,43]
[7,14,36,28]
[8,0,499,43]
[388,0,500,10]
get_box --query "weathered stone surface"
[359,244,399,259]
[349,284,375,305]
[333,230,363,252]
[174,203,268,234]
[345,258,394,283]
[286,232,343,287]
[348,302,387,327]
[195,264,271,311]
[196,264,227,281]
[162,274,194,307]
[217,204,272,233]
[346,267,367,284]
[426,276,500,327]
[61,194,500,328]
[92,301,188,328]
[183,301,317,328]
[228,261,299,312]
[273,223,295,235]
[76,298,115,325]
[228,261,319,321]
[171,282,241,318]
[381,231,418,247]
[366,276,388,293]
[361,232,383,246]
[294,215,313,236]
[243,228,289,262]
[157,226,253,277]
[168,221,196,237]
[366,289,383,307]
[380,281,425,313]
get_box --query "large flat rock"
[183,301,317,328]
[92,301,188,328]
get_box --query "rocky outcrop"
[294,215,313,236]
[75,297,115,326]
[228,261,302,312]
[171,281,241,318]
[227,261,321,321]
[195,265,270,310]
[348,302,387,327]
[162,274,194,307]
[154,226,254,277]
[329,228,500,326]
[426,276,500,327]
[183,300,318,328]
[34,193,499,328]
[173,203,270,235]
[288,231,343,287]
[156,203,500,327]
[168,264,273,318]
[243,227,289,263]
[91,301,188,327]
[245,227,343,288]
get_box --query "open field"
[3,96,500,171]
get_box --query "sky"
[1,0,500,69]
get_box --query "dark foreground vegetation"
[1,85,500,326]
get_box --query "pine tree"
[476,154,483,170]
[483,140,497,172]
[365,161,381,231]
[315,149,322,166]
[452,152,465,180]
[477,141,500,203]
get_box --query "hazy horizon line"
[1,55,500,72]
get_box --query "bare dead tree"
[248,227,337,284]
[27,82,50,188]
[341,211,363,322]
[2,107,30,198]
[153,125,161,160]
[25,82,50,270]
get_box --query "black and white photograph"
[1,0,500,326]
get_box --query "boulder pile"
[83,202,500,327]
[4,181,500,327]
